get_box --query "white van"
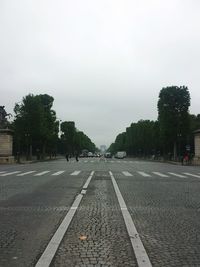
[115,151,126,159]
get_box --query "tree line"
[108,86,200,160]
[11,93,97,160]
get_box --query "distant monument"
[0,106,14,163]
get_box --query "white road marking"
[0,171,6,174]
[0,171,21,176]
[137,171,151,177]
[109,171,152,267]
[35,171,94,267]
[83,171,94,189]
[34,171,50,176]
[70,171,81,176]
[17,171,36,176]
[52,171,65,176]
[168,172,187,178]
[183,173,200,178]
[152,172,169,177]
[84,161,88,163]
[122,171,133,177]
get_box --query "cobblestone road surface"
[114,170,200,266]
[1,158,200,266]
[51,171,137,267]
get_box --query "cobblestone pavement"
[1,158,200,266]
[0,165,89,267]
[114,171,200,266]
[51,171,137,267]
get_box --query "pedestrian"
[65,153,69,162]
[75,152,79,162]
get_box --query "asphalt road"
[1,157,200,266]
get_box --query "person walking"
[65,153,69,162]
[75,151,79,162]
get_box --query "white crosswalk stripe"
[0,171,6,174]
[122,171,133,176]
[137,171,151,177]
[168,172,187,178]
[183,173,200,178]
[70,171,81,176]
[152,172,169,177]
[0,171,21,176]
[52,171,65,176]
[34,171,50,176]
[17,171,36,176]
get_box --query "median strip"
[109,171,152,267]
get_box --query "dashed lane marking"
[34,171,50,176]
[109,171,152,267]
[168,172,187,178]
[122,171,133,177]
[152,172,169,177]
[70,170,81,176]
[137,171,151,177]
[52,171,65,176]
[183,173,200,178]
[35,171,95,267]
[0,171,21,176]
[17,171,36,176]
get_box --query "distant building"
[100,145,106,153]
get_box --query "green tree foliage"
[60,121,96,154]
[157,86,190,158]
[13,94,59,158]
[109,120,160,157]
[110,85,192,160]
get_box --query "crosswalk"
[0,170,79,177]
[0,169,200,179]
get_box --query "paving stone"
[51,171,137,267]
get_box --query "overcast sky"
[1,0,200,147]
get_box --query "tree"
[157,86,190,159]
[60,122,97,155]
[13,94,59,159]
[60,121,76,154]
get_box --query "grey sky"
[1,0,200,147]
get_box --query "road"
[1,157,200,267]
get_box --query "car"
[115,151,126,159]
[104,152,112,158]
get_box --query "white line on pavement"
[122,171,133,177]
[0,171,6,174]
[35,171,95,267]
[34,171,50,176]
[168,172,187,178]
[183,173,200,178]
[83,171,94,189]
[17,171,36,176]
[0,171,21,176]
[152,172,169,177]
[109,171,152,267]
[137,171,151,177]
[52,171,65,176]
[70,170,81,176]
